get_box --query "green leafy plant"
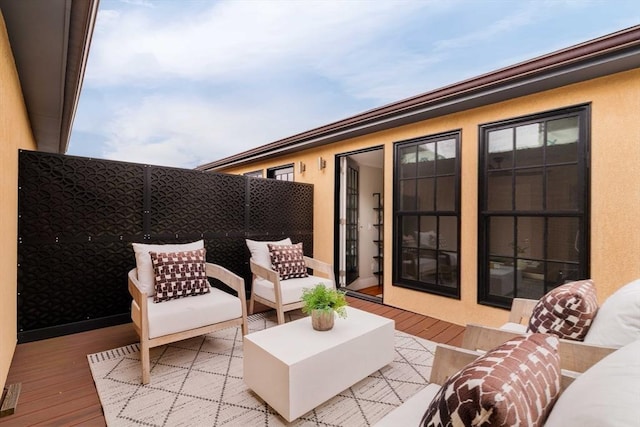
[301,284,348,319]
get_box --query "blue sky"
[67,0,639,169]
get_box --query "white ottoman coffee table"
[243,306,395,422]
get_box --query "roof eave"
[197,25,640,172]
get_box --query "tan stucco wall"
[220,68,640,328]
[0,12,37,392]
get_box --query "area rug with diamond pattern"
[88,310,436,426]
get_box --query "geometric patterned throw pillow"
[268,242,308,281]
[149,248,210,303]
[527,279,598,341]
[422,334,561,427]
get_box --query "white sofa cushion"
[545,338,640,427]
[144,287,242,339]
[253,274,333,305]
[584,278,640,348]
[374,384,440,426]
[132,240,204,296]
[246,238,291,268]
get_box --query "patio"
[1,297,464,426]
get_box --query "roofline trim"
[197,25,640,172]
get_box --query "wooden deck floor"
[0,297,464,426]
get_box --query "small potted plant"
[301,284,348,331]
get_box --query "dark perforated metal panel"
[149,168,246,237]
[17,151,314,342]
[248,178,314,235]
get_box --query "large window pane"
[401,248,418,280]
[400,180,417,211]
[487,171,512,210]
[547,217,580,262]
[515,168,543,210]
[489,216,514,257]
[418,249,437,282]
[419,216,437,248]
[399,146,417,178]
[516,216,543,259]
[437,139,457,174]
[439,216,457,252]
[546,165,578,210]
[488,128,513,169]
[546,117,578,164]
[417,142,436,176]
[436,176,455,211]
[417,178,435,211]
[402,216,418,247]
[515,123,543,167]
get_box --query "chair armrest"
[462,323,617,373]
[430,343,481,385]
[249,259,280,283]
[303,256,336,284]
[128,268,147,307]
[508,298,538,324]
[205,263,247,302]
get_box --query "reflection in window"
[394,131,460,298]
[479,107,589,308]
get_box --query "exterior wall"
[0,12,37,392]
[220,68,640,327]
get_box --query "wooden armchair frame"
[461,296,615,373]
[128,263,248,384]
[375,343,578,426]
[249,256,335,324]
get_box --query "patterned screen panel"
[17,151,314,342]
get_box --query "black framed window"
[244,169,263,178]
[478,105,590,308]
[393,131,461,298]
[267,164,294,181]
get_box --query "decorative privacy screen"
[18,150,313,342]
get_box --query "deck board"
[0,296,465,426]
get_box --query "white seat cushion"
[144,287,242,339]
[253,275,333,305]
[500,322,528,334]
[545,338,640,427]
[374,384,440,426]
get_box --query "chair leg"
[276,307,285,324]
[141,342,150,385]
[249,292,255,315]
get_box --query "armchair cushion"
[527,279,598,341]
[253,275,332,305]
[544,338,640,427]
[145,287,243,339]
[584,278,640,348]
[268,242,308,280]
[246,238,291,268]
[132,240,204,296]
[150,248,210,303]
[422,334,561,427]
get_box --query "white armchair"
[128,263,248,384]
[246,238,335,324]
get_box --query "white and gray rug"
[88,310,436,426]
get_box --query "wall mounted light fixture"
[318,157,326,170]
[298,161,306,173]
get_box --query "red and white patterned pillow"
[149,248,210,303]
[422,334,561,427]
[268,243,308,280]
[527,279,598,341]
